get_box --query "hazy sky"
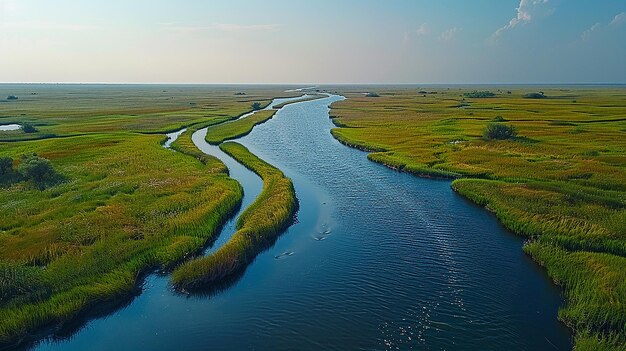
[0,0,624,84]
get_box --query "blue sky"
[0,0,624,83]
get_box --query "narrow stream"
[32,95,572,351]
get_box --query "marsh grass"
[204,110,277,145]
[0,85,299,345]
[271,94,327,109]
[171,142,297,290]
[328,86,626,349]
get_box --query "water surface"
[33,95,572,351]
[0,124,21,131]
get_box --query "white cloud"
[439,27,459,41]
[579,12,625,42]
[581,22,601,41]
[416,23,430,36]
[492,0,550,39]
[609,12,626,27]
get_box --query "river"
[32,95,571,350]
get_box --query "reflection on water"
[33,95,571,351]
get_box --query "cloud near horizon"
[416,23,430,36]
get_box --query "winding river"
[32,95,572,350]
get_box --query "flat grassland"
[0,85,296,344]
[328,86,626,350]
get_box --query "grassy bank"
[0,133,243,343]
[272,94,327,109]
[204,110,277,145]
[327,86,626,350]
[0,85,295,345]
[171,142,297,290]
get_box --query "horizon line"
[1,82,625,86]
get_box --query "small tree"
[22,123,38,133]
[365,92,380,97]
[251,102,262,110]
[484,123,516,140]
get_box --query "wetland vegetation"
[327,86,626,350]
[1,84,624,350]
[171,142,297,290]
[0,85,298,345]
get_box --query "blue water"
[30,95,572,351]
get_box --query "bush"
[493,116,507,122]
[365,92,380,97]
[251,102,262,110]
[18,155,58,185]
[0,157,13,175]
[483,123,517,140]
[523,92,546,99]
[22,123,37,133]
[6,95,18,101]
[464,91,496,98]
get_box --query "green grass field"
[0,85,297,344]
[327,86,626,350]
[172,142,297,290]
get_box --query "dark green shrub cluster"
[0,154,62,188]
[483,123,517,140]
[523,92,546,99]
[250,102,262,110]
[493,115,507,122]
[463,91,496,98]
[365,92,380,97]
[21,123,37,133]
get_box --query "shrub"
[18,155,58,185]
[6,95,18,101]
[523,92,546,99]
[0,157,13,175]
[483,123,517,140]
[493,116,507,122]
[251,102,262,110]
[22,123,37,133]
[464,91,496,98]
[365,92,380,97]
